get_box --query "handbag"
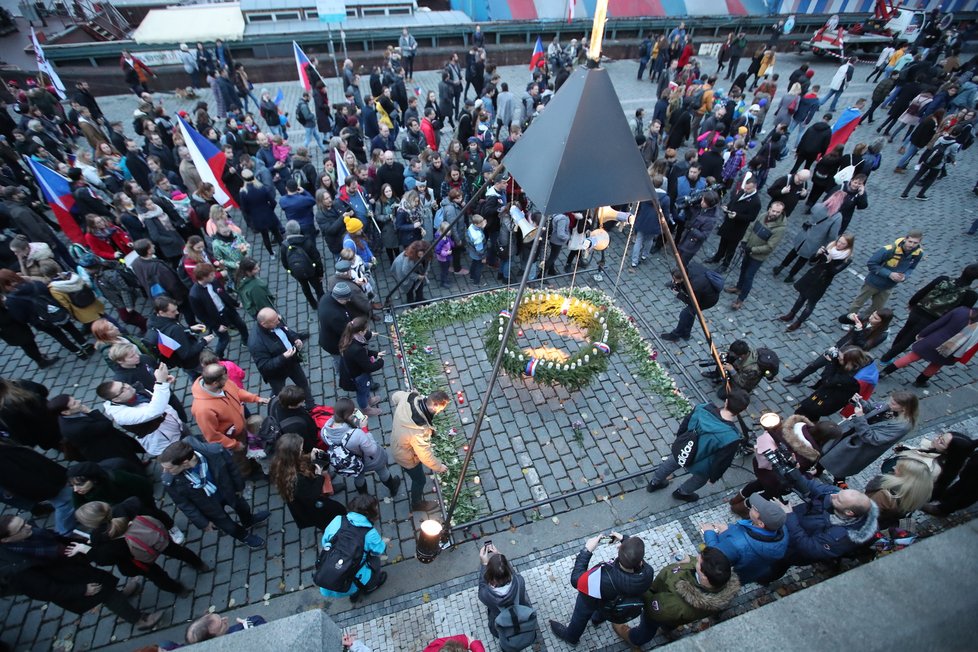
[833,164,856,186]
[751,221,774,241]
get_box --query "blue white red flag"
[156,329,181,358]
[529,36,545,70]
[825,106,862,155]
[293,41,316,91]
[23,156,84,243]
[176,116,237,208]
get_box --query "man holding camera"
[549,531,655,645]
[702,340,764,396]
[677,190,722,264]
[647,388,750,502]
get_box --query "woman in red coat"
[882,306,978,386]
[120,50,154,96]
[84,215,133,261]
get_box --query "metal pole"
[326,26,340,78]
[442,212,548,539]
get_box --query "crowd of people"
[0,15,977,651]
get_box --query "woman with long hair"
[881,306,978,387]
[235,257,276,318]
[84,215,133,262]
[339,317,385,413]
[211,222,250,274]
[91,318,152,367]
[270,433,346,531]
[373,183,400,263]
[181,235,225,285]
[772,82,801,129]
[439,165,470,206]
[786,308,892,383]
[113,192,147,242]
[69,500,208,595]
[477,542,533,642]
[920,432,978,516]
[320,397,401,496]
[780,233,855,331]
[820,390,920,482]
[864,458,934,526]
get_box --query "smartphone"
[602,534,622,544]
[352,408,367,425]
[482,539,493,551]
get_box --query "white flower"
[584,355,590,363]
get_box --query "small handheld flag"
[529,36,545,70]
[156,330,182,359]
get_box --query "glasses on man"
[110,384,131,401]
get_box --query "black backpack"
[65,284,97,309]
[285,243,316,281]
[598,567,646,624]
[756,347,780,379]
[29,295,70,327]
[495,604,538,652]
[922,142,951,169]
[313,517,369,593]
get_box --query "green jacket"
[741,213,787,261]
[237,275,276,317]
[643,561,741,629]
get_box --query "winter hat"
[738,126,749,136]
[332,281,353,299]
[805,69,815,78]
[66,461,109,484]
[492,142,504,153]
[344,216,363,234]
[747,495,787,531]
[335,259,352,273]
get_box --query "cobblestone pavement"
[3,52,978,650]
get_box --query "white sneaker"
[168,527,185,545]
[246,447,267,460]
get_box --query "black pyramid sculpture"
[504,65,656,215]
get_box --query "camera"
[823,346,839,360]
[676,183,725,211]
[312,449,330,464]
[762,441,797,477]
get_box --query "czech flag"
[575,564,604,598]
[177,116,237,208]
[825,106,862,155]
[23,156,84,243]
[529,36,545,70]
[293,41,316,92]
[156,329,181,359]
[335,150,350,188]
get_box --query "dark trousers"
[35,321,87,353]
[214,309,250,358]
[628,611,662,646]
[901,167,939,198]
[787,293,819,324]
[267,362,315,408]
[789,352,829,382]
[791,154,817,175]
[297,277,325,309]
[726,57,741,80]
[544,244,563,276]
[452,245,464,272]
[877,113,900,134]
[12,334,45,364]
[560,593,601,643]
[210,494,256,540]
[403,55,415,78]
[735,255,764,301]
[404,462,427,506]
[101,586,143,624]
[776,248,808,279]
[805,182,833,208]
[140,540,205,593]
[879,308,935,362]
[712,232,742,267]
[864,100,884,122]
[258,228,283,255]
[674,306,696,338]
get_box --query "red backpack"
[125,515,170,566]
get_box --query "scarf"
[139,204,173,230]
[826,244,851,260]
[184,452,218,496]
[937,320,978,359]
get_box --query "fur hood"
[673,572,741,611]
[781,415,820,463]
[846,500,880,545]
[48,272,87,294]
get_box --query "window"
[275,11,301,20]
[388,7,411,14]
[305,9,319,18]
[247,13,274,22]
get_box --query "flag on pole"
[529,36,545,70]
[23,156,84,243]
[293,41,316,92]
[273,88,284,105]
[156,329,182,359]
[176,116,238,208]
[30,27,66,100]
[335,151,350,189]
[566,0,575,23]
[825,106,863,155]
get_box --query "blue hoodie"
[704,520,789,584]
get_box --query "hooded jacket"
[703,521,788,584]
[48,273,105,324]
[390,390,444,470]
[643,561,741,628]
[477,559,533,637]
[796,121,832,157]
[784,477,879,563]
[320,416,388,473]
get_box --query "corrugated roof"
[244,10,471,35]
[133,3,246,44]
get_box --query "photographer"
[707,178,760,271]
[647,388,751,502]
[477,542,534,646]
[677,189,722,264]
[793,346,875,421]
[671,163,706,241]
[549,532,654,645]
[661,262,722,343]
[702,340,763,396]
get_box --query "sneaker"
[915,195,929,201]
[135,611,165,631]
[168,527,185,545]
[243,534,265,549]
[250,510,271,528]
[646,480,669,493]
[37,355,59,369]
[660,331,685,342]
[672,489,700,502]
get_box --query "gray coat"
[319,417,389,474]
[791,204,841,259]
[476,560,532,637]
[819,402,913,478]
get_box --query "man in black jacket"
[69,168,112,217]
[270,385,321,452]
[188,263,249,358]
[661,262,721,342]
[147,295,214,373]
[549,532,655,644]
[791,113,832,174]
[159,438,268,549]
[707,178,761,271]
[314,193,346,262]
[318,281,353,379]
[765,169,810,216]
[249,308,314,407]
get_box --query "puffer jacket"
[319,416,389,474]
[784,477,879,564]
[643,561,741,628]
[389,390,445,470]
[703,521,788,584]
[569,546,656,612]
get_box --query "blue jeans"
[820,88,844,111]
[304,126,323,150]
[50,483,78,535]
[736,255,764,301]
[628,612,661,646]
[438,259,451,286]
[469,257,484,283]
[499,259,511,282]
[674,306,696,338]
[882,85,902,107]
[789,121,806,149]
[354,373,372,410]
[896,143,919,169]
[631,231,656,265]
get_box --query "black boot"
[880,363,898,377]
[383,475,402,496]
[913,373,931,387]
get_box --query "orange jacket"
[190,377,260,449]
